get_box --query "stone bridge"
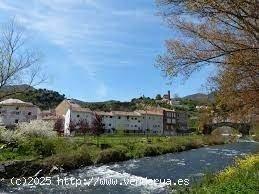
[203,122,251,136]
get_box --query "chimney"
[168,90,171,100]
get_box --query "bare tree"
[91,113,105,147]
[0,19,45,99]
[54,116,64,135]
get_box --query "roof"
[67,100,81,108]
[0,99,35,106]
[135,110,163,116]
[70,106,92,113]
[94,111,114,116]
[112,111,142,117]
[65,99,92,113]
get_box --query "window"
[16,107,19,110]
[28,112,32,116]
[118,116,121,119]
[15,119,19,124]
[110,116,113,118]
[77,115,80,118]
[138,120,140,123]
[16,112,20,115]
[109,124,111,126]
[135,118,137,120]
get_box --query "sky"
[0,0,214,102]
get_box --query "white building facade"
[0,99,40,126]
[56,100,187,136]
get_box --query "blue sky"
[0,0,214,102]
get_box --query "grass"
[179,154,259,194]
[0,134,228,163]
[0,134,229,177]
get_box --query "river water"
[0,141,258,194]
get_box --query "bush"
[96,148,129,164]
[140,145,162,157]
[43,147,93,169]
[17,138,56,157]
[18,120,57,138]
[0,127,20,144]
[188,154,259,194]
[33,138,56,157]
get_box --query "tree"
[155,94,162,100]
[156,0,258,119]
[0,19,45,99]
[91,113,105,146]
[69,120,77,134]
[54,117,64,135]
[78,119,89,135]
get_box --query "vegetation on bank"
[0,133,228,164]
[0,120,231,177]
[178,154,259,194]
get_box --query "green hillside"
[0,86,65,110]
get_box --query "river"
[0,141,258,194]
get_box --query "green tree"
[155,94,162,100]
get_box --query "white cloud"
[0,0,160,98]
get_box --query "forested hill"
[0,85,214,111]
[0,85,65,110]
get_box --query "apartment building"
[0,99,40,126]
[135,110,163,134]
[95,111,116,133]
[56,99,188,136]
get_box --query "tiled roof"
[71,106,92,112]
[0,99,34,106]
[94,111,114,116]
[135,110,163,116]
[112,111,142,116]
[67,100,81,108]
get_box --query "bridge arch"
[203,122,251,136]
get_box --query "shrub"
[33,138,56,157]
[100,143,111,150]
[18,120,57,138]
[96,148,129,164]
[142,145,162,157]
[188,154,259,194]
[0,127,20,144]
[43,147,93,169]
[17,138,56,157]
